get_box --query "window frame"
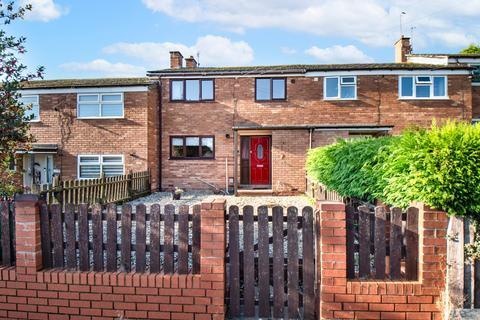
[398,75,449,100]
[169,135,215,160]
[323,76,357,100]
[169,79,215,102]
[77,154,125,180]
[77,93,124,119]
[255,77,287,102]
[19,94,40,122]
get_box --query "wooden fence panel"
[39,202,52,269]
[405,207,419,280]
[178,205,189,275]
[192,205,201,274]
[228,205,240,318]
[303,206,315,320]
[164,204,175,274]
[92,204,103,272]
[78,204,89,271]
[287,206,299,319]
[346,205,356,279]
[243,206,255,317]
[358,205,371,278]
[106,203,117,272]
[390,207,403,280]
[0,201,13,266]
[135,204,147,272]
[51,204,64,268]
[272,206,285,319]
[374,206,386,279]
[257,205,270,318]
[65,204,76,269]
[120,204,132,272]
[150,204,161,273]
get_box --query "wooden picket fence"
[306,176,344,202]
[41,170,151,207]
[226,205,318,319]
[39,202,201,273]
[346,204,419,280]
[0,201,15,267]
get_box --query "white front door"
[23,154,54,191]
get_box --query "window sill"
[398,97,450,100]
[77,116,125,120]
[324,98,358,101]
[169,158,216,161]
[169,100,216,103]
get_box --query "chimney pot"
[170,51,184,69]
[394,36,412,63]
[185,55,198,68]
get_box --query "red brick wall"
[1,196,226,320]
[160,75,471,192]
[473,86,480,119]
[319,201,447,320]
[27,85,160,189]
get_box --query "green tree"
[0,1,44,197]
[460,44,480,54]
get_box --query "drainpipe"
[157,80,162,192]
[309,128,313,149]
[233,130,238,195]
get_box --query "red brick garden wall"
[319,201,447,320]
[0,196,225,320]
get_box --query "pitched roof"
[20,77,154,89]
[148,63,471,76]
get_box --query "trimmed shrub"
[306,121,480,219]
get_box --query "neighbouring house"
[17,78,160,192]
[16,37,478,196]
[147,37,474,195]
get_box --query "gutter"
[232,124,394,131]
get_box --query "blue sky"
[8,0,480,79]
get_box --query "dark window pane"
[171,81,184,100]
[401,77,413,97]
[272,79,285,99]
[186,80,200,101]
[201,137,214,157]
[256,78,271,100]
[201,80,214,100]
[172,137,184,157]
[186,137,200,157]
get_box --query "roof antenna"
[400,11,406,36]
[196,52,200,67]
[410,26,416,47]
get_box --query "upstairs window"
[19,95,40,121]
[170,136,214,159]
[472,65,480,82]
[255,78,286,101]
[78,155,124,179]
[170,79,214,101]
[399,76,448,99]
[77,93,124,118]
[324,76,357,100]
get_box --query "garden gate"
[225,205,319,319]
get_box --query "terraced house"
[19,37,480,195]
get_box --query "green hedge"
[306,121,480,219]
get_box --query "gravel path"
[128,191,314,210]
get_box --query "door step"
[236,189,274,196]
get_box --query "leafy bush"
[306,121,480,219]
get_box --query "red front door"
[250,136,270,185]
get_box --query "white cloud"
[281,47,297,55]
[428,31,478,48]
[60,59,146,77]
[305,45,374,63]
[103,35,254,68]
[21,0,67,22]
[141,0,480,48]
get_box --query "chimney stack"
[394,36,412,63]
[185,56,198,68]
[170,51,183,69]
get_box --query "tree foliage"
[0,1,44,196]
[306,121,480,220]
[460,44,480,54]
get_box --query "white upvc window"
[399,76,448,99]
[324,76,357,100]
[77,93,124,119]
[77,155,124,179]
[19,94,40,122]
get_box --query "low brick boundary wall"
[0,195,226,320]
[319,201,447,320]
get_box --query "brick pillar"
[201,199,226,320]
[318,201,347,320]
[14,194,42,274]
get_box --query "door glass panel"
[257,144,264,160]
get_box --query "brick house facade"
[18,38,480,195]
[150,56,473,194]
[18,78,160,191]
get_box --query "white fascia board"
[161,73,305,79]
[305,69,470,77]
[448,58,480,64]
[19,86,149,95]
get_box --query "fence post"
[445,216,464,319]
[317,201,347,320]
[127,170,133,199]
[100,172,106,202]
[200,199,226,319]
[14,194,43,274]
